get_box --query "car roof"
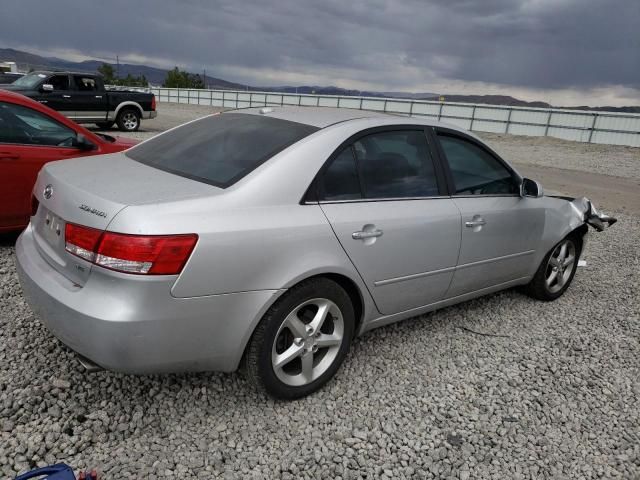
[233,105,465,132]
[27,70,101,77]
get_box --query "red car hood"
[112,136,139,148]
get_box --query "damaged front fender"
[553,196,617,232]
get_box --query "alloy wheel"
[271,298,344,387]
[545,239,576,294]
[122,112,139,130]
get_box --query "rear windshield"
[126,112,319,188]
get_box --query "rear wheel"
[95,121,114,129]
[116,108,141,132]
[244,278,355,399]
[525,235,580,301]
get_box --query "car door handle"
[465,219,486,228]
[63,95,71,98]
[0,152,20,160]
[352,229,383,240]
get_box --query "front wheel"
[524,235,580,301]
[244,278,355,399]
[116,108,141,132]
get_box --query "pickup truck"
[3,71,157,131]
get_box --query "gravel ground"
[477,133,640,180]
[1,103,638,478]
[88,103,222,142]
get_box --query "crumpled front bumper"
[554,196,617,232]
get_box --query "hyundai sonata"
[16,107,615,398]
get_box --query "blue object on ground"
[14,463,76,480]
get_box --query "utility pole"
[116,55,120,79]
[203,69,206,89]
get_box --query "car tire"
[524,234,581,301]
[95,121,114,129]
[244,277,355,399]
[116,108,141,132]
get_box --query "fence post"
[409,101,414,117]
[544,111,552,136]
[383,99,388,112]
[470,105,477,131]
[438,102,444,121]
[505,108,512,134]
[587,113,598,143]
[359,97,363,110]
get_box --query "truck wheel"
[95,121,114,129]
[116,108,141,132]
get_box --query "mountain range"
[1,47,638,112]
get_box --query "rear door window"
[318,129,440,201]
[73,76,98,91]
[353,130,439,199]
[126,113,319,188]
[320,147,362,201]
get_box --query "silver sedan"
[16,107,615,398]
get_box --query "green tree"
[163,67,204,88]
[97,63,115,83]
[97,63,148,87]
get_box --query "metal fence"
[146,87,640,147]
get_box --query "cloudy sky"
[2,0,639,106]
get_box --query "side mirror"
[73,134,96,151]
[40,84,54,92]
[521,178,544,198]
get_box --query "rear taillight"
[31,196,39,216]
[151,95,156,111]
[65,223,197,275]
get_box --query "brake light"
[151,95,156,111]
[65,223,197,275]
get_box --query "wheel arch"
[237,270,370,372]
[113,101,143,119]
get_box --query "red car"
[0,90,137,232]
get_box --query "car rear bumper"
[15,224,281,373]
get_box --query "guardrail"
[144,87,640,147]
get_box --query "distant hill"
[430,94,552,108]
[251,85,438,99]
[1,47,637,112]
[0,47,244,89]
[430,94,640,113]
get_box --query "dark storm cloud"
[0,0,638,90]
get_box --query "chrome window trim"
[451,193,521,199]
[313,195,451,205]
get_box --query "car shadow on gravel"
[0,231,20,247]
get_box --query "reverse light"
[65,223,197,275]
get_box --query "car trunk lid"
[32,152,220,286]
